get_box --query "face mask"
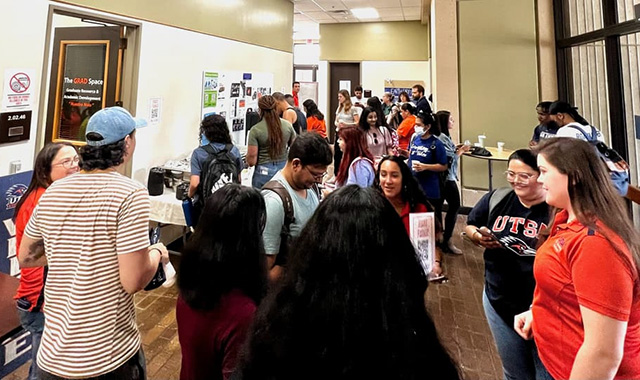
[414,126,424,135]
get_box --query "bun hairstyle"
[258,95,284,159]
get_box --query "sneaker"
[445,240,463,255]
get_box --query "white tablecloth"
[149,188,187,226]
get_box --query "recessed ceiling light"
[350,7,379,19]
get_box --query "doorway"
[328,62,360,143]
[45,25,122,144]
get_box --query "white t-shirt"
[556,122,604,142]
[351,96,367,107]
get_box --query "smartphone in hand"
[476,227,498,241]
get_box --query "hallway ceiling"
[293,0,423,24]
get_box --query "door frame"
[36,5,142,175]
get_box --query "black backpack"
[196,144,240,207]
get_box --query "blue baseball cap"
[85,106,147,146]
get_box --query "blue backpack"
[564,125,630,196]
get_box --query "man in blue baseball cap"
[19,106,167,379]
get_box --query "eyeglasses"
[53,156,80,169]
[504,170,536,182]
[306,166,327,180]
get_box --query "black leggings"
[441,180,461,243]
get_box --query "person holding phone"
[464,149,550,380]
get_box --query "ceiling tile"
[315,1,349,11]
[378,7,404,17]
[401,0,421,6]
[303,11,338,21]
[294,13,312,22]
[402,6,421,17]
[341,0,373,7]
[294,2,324,12]
[370,0,401,7]
[381,15,405,21]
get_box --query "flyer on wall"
[2,69,36,111]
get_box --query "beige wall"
[319,21,429,61]
[537,0,558,101]
[430,0,459,143]
[458,0,539,190]
[58,0,294,52]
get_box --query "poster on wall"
[202,71,273,146]
[2,69,36,111]
[0,171,33,277]
[55,44,108,141]
[384,80,426,103]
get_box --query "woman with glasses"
[464,149,550,380]
[514,138,640,380]
[14,143,79,380]
[358,107,393,161]
[334,126,375,188]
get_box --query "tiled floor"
[6,216,502,380]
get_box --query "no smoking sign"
[2,69,35,110]
[9,73,30,94]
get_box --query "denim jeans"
[17,309,44,380]
[37,348,146,380]
[482,291,553,380]
[252,160,286,189]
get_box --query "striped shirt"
[24,172,150,378]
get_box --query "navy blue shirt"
[414,96,432,116]
[531,124,559,142]
[408,134,447,199]
[467,189,550,325]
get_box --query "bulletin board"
[383,79,426,100]
[202,71,274,146]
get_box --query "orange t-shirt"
[14,187,47,311]
[306,116,327,138]
[532,210,640,380]
[396,114,416,150]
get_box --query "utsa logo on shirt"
[491,216,547,257]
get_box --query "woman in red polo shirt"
[514,138,640,380]
[376,155,445,281]
[14,142,79,380]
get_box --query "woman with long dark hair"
[358,107,393,160]
[303,99,326,139]
[234,186,459,380]
[514,138,640,380]
[247,95,296,189]
[177,184,267,380]
[435,110,469,255]
[14,142,78,380]
[375,155,446,281]
[334,126,375,188]
[465,149,549,380]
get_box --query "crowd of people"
[12,86,640,380]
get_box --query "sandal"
[429,260,448,283]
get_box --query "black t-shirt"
[467,189,550,325]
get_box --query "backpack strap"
[202,144,216,155]
[262,180,295,229]
[489,187,512,216]
[564,124,597,142]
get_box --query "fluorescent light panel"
[350,7,379,19]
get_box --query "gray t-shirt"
[261,171,319,256]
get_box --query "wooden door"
[45,26,122,144]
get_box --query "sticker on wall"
[2,69,36,111]
[149,97,162,125]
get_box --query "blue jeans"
[17,309,44,380]
[482,291,553,380]
[37,348,146,379]
[252,160,286,189]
